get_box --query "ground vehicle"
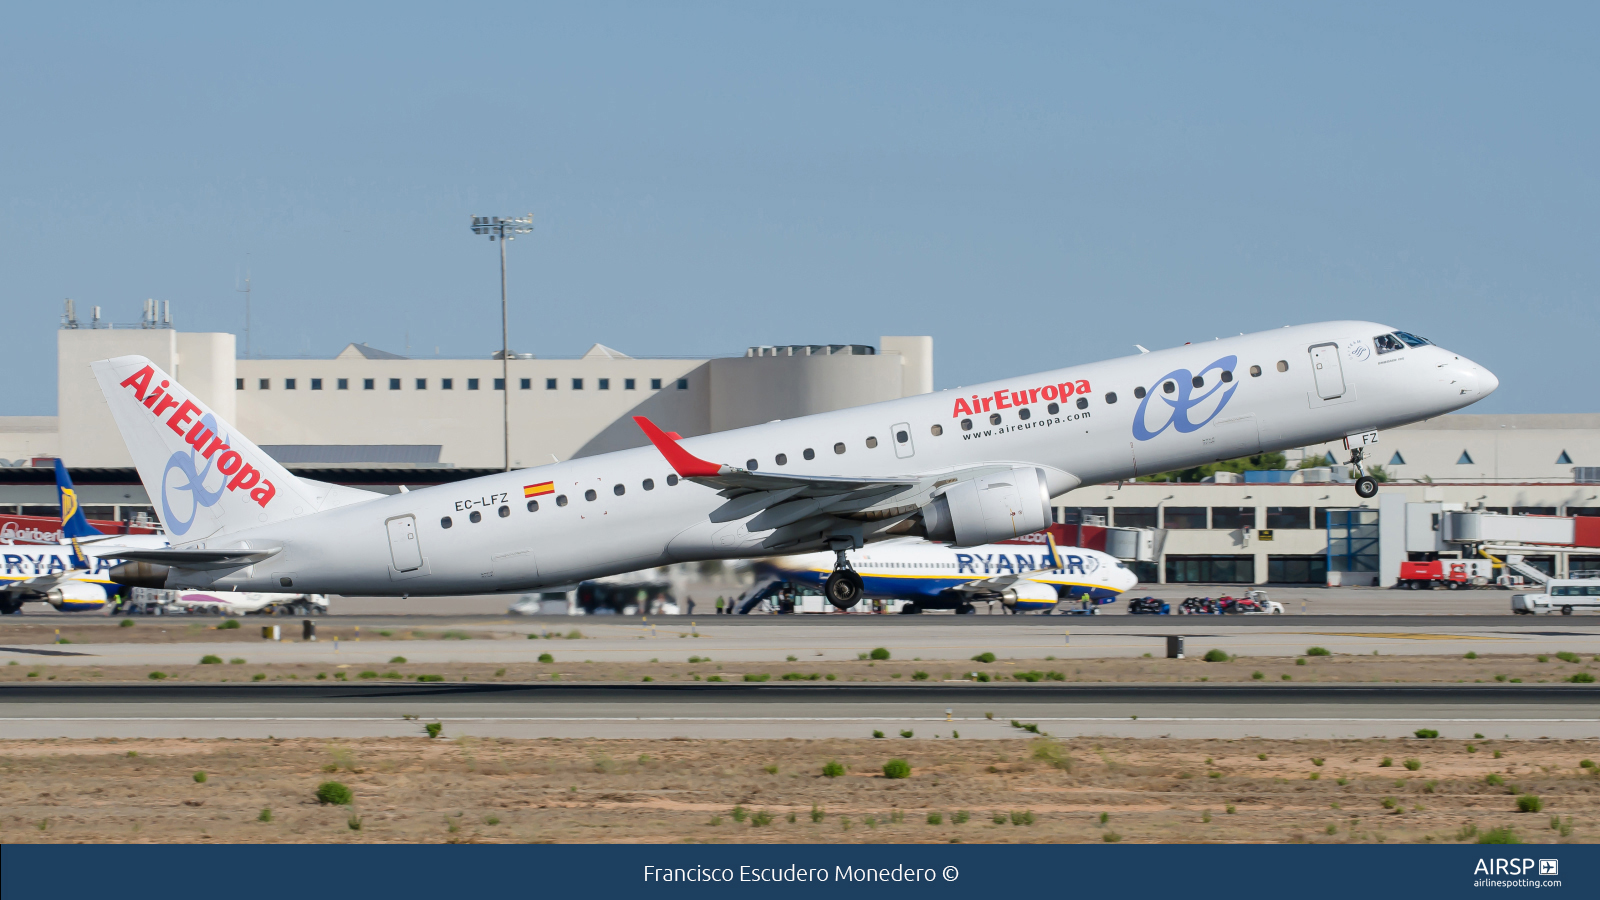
[1510,580,1600,615]
[1398,559,1493,590]
[1128,597,1169,615]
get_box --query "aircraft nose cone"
[1477,365,1499,397]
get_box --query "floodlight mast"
[470,214,534,472]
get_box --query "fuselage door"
[385,515,423,572]
[1308,343,1345,400]
[891,422,915,459]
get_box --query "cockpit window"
[1373,333,1405,355]
[1393,331,1430,347]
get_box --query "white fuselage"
[144,321,1496,595]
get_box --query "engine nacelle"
[109,561,172,589]
[44,580,111,608]
[922,466,1052,547]
[1000,580,1058,608]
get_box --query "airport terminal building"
[3,308,1596,587]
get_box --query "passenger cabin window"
[613,484,625,496]
[1191,375,1204,388]
[896,429,909,443]
[746,459,759,470]
[1219,371,1232,382]
[440,516,453,528]
[642,479,655,490]
[469,511,482,523]
[1276,360,1288,372]
[527,500,539,512]
[1105,392,1118,403]
[833,442,846,454]
[775,453,788,465]
[1017,408,1030,420]
[1163,381,1176,393]
[929,424,942,436]
[1076,397,1088,409]
[666,474,679,486]
[498,505,509,517]
[1046,403,1058,415]
[865,437,878,449]
[989,413,1002,425]
[1249,366,1261,377]
[1374,333,1405,354]
[960,418,972,431]
[556,494,569,506]
[584,489,597,501]
[1134,386,1146,398]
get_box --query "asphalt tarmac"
[3,682,1593,741]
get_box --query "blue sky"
[2,2,1594,415]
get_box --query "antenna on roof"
[237,267,252,358]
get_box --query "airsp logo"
[1539,859,1559,876]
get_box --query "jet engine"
[44,580,110,608]
[999,580,1058,608]
[921,466,1052,547]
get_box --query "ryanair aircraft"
[763,533,1137,613]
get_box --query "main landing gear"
[823,545,864,610]
[1348,446,1379,499]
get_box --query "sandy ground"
[5,650,1597,685]
[1,736,1594,844]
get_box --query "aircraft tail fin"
[53,459,103,540]
[89,356,371,544]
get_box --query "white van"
[1511,580,1600,616]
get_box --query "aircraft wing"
[0,571,83,597]
[111,547,282,570]
[634,416,934,546]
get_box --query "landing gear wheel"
[824,570,863,610]
[1354,475,1379,498]
[955,602,976,615]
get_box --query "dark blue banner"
[3,843,1595,899]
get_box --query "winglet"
[633,417,726,477]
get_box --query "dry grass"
[1,736,1595,844]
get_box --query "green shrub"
[1305,646,1330,657]
[751,810,773,826]
[192,771,207,783]
[358,670,377,679]
[257,808,272,822]
[229,658,245,665]
[1485,773,1505,787]
[148,671,167,680]
[912,670,929,680]
[927,812,942,825]
[972,672,990,682]
[1555,651,1580,664]
[1414,728,1439,739]
[992,812,1007,824]
[1381,797,1397,810]
[705,675,723,682]
[1295,658,1306,666]
[731,806,748,823]
[1203,649,1231,663]
[119,619,135,627]
[900,729,914,738]
[424,722,442,739]
[811,804,824,822]
[1516,794,1542,813]
[743,673,770,682]
[822,760,845,778]
[347,814,362,831]
[1015,671,1044,682]
[971,652,996,663]
[872,730,884,739]
[199,654,222,665]
[1464,651,1477,660]
[316,781,353,805]
[1478,826,1520,844]
[417,674,444,682]
[252,673,266,682]
[1102,831,1121,843]
[1009,810,1034,826]
[1379,757,1393,767]
[1536,655,1548,663]
[537,653,554,664]
[1311,757,1325,766]
[1031,738,1072,771]
[382,671,401,679]
[389,656,407,664]
[868,647,890,661]
[1404,758,1421,771]
[954,810,969,824]
[218,619,240,630]
[1251,671,1264,680]
[1568,673,1595,683]
[882,758,911,779]
[1580,759,1596,769]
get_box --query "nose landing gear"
[823,544,864,610]
[1348,446,1379,499]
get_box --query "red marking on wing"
[633,417,723,477]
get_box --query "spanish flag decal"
[523,481,554,498]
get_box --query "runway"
[3,682,1593,741]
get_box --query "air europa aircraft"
[93,321,1495,608]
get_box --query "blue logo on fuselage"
[1132,355,1239,442]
